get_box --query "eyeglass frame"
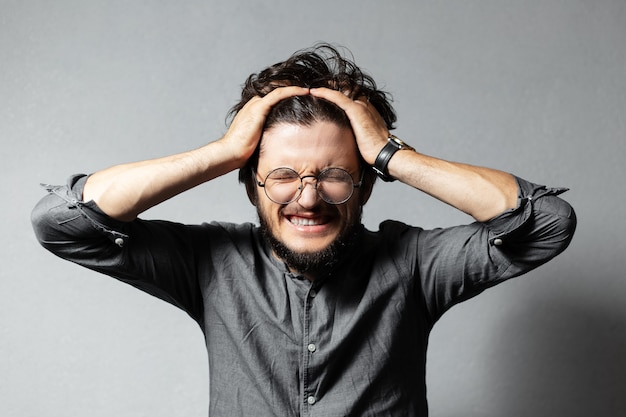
[255,166,364,205]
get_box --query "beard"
[258,208,362,276]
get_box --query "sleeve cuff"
[484,176,569,246]
[41,174,130,247]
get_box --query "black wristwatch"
[372,134,415,182]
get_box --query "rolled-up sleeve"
[485,176,576,272]
[416,176,577,322]
[32,174,130,262]
[31,174,205,323]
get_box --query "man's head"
[229,43,396,128]
[233,43,396,193]
[230,44,396,277]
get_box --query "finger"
[262,86,310,106]
[226,86,311,149]
[309,87,354,108]
[311,87,383,124]
[310,88,375,119]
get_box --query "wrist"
[372,135,415,182]
[214,136,255,170]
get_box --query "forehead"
[258,121,359,172]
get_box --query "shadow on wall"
[485,285,626,417]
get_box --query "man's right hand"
[220,86,310,168]
[83,86,309,222]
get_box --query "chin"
[284,235,338,255]
[259,215,362,275]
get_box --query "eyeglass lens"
[263,168,357,204]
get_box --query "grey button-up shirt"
[32,174,576,416]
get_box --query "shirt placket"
[301,284,320,415]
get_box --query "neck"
[284,261,328,282]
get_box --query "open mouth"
[287,216,328,226]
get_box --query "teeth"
[290,217,321,226]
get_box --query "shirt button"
[307,343,317,353]
[307,396,316,405]
[493,238,504,246]
[114,237,125,247]
[309,290,317,298]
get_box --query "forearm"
[306,88,518,222]
[387,150,518,222]
[83,139,242,221]
[416,176,575,322]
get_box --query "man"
[32,44,576,416]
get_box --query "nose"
[296,179,321,208]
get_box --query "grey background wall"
[2,1,624,416]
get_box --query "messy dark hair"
[232,43,397,201]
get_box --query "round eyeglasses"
[256,167,363,205]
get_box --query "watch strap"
[372,135,413,182]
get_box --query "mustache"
[279,202,340,216]
[257,207,363,275]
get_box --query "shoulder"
[364,220,424,243]
[359,220,424,266]
[194,221,266,254]
[198,221,259,240]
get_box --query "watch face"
[389,135,403,148]
[389,135,413,150]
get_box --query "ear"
[358,174,375,205]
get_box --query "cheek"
[340,201,362,228]
[256,197,281,225]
